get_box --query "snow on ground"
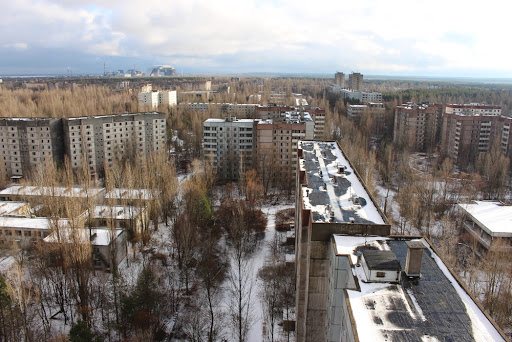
[246,202,294,342]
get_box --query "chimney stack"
[405,240,426,277]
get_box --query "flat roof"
[104,188,155,201]
[333,235,506,341]
[0,186,104,198]
[299,141,385,224]
[44,227,123,246]
[0,201,28,216]
[0,216,69,230]
[91,205,142,220]
[458,201,512,237]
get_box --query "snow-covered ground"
[247,202,294,342]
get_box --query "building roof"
[299,141,385,224]
[91,205,143,220]
[44,227,123,246]
[0,185,104,198]
[104,188,155,201]
[0,216,69,230]
[333,235,506,341]
[0,201,28,216]
[458,201,512,237]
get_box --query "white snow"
[299,141,385,224]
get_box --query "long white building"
[138,90,177,109]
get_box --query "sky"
[1,0,512,77]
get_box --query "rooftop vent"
[405,240,427,277]
[349,217,355,223]
[338,166,346,173]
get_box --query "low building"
[0,216,68,244]
[457,201,512,253]
[88,205,148,233]
[0,185,104,203]
[104,188,156,206]
[0,201,31,216]
[44,227,127,270]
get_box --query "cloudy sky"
[1,0,511,77]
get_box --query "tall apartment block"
[0,118,64,178]
[203,117,256,181]
[295,140,390,341]
[307,107,326,139]
[203,111,315,182]
[334,72,345,87]
[138,90,177,110]
[440,104,509,167]
[294,140,507,342]
[348,72,363,91]
[63,113,167,173]
[347,102,385,122]
[393,103,443,152]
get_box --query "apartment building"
[307,107,326,139]
[181,103,258,116]
[138,90,177,109]
[294,140,507,342]
[330,87,382,103]
[63,112,167,173]
[347,102,385,122]
[440,104,510,167]
[348,72,363,91]
[334,72,345,87]
[0,118,64,178]
[203,117,256,181]
[203,111,316,182]
[393,103,443,152]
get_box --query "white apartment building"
[138,90,177,109]
[330,87,382,103]
[63,112,167,174]
[203,117,256,181]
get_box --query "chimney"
[405,240,427,277]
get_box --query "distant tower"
[334,72,345,87]
[349,72,363,91]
